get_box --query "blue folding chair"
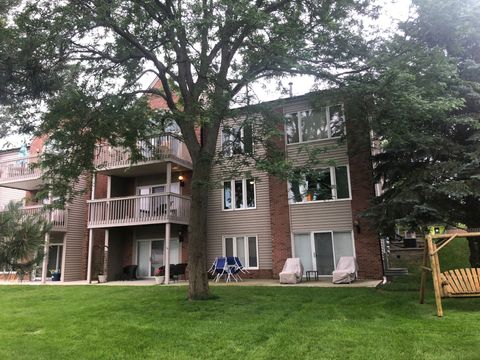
[234,257,249,275]
[211,257,228,282]
[226,256,241,282]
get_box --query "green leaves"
[358,0,480,233]
[0,201,50,277]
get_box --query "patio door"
[313,233,335,275]
[136,239,180,278]
[47,244,64,277]
[293,231,355,276]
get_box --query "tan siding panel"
[63,175,88,281]
[286,140,348,166]
[0,151,26,208]
[290,201,353,233]
[207,172,272,270]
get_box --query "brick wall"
[269,115,292,278]
[346,113,384,279]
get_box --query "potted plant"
[154,267,165,285]
[98,273,107,283]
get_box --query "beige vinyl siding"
[0,188,25,209]
[286,139,348,166]
[63,175,89,281]
[290,201,353,233]
[207,116,272,269]
[207,172,272,269]
[0,150,26,208]
[283,99,353,234]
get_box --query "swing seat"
[440,268,480,297]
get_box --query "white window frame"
[291,230,356,277]
[222,178,257,211]
[285,104,346,145]
[221,125,244,157]
[288,165,352,204]
[222,235,259,269]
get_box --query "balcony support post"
[41,192,53,284]
[165,162,172,284]
[87,172,96,283]
[103,229,109,281]
[41,231,50,284]
[60,233,67,282]
[165,222,171,285]
[87,229,94,283]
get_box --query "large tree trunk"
[187,160,211,300]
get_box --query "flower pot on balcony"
[155,276,165,285]
[98,274,107,283]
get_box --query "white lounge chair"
[279,258,304,284]
[332,256,357,284]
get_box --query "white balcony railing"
[0,156,42,184]
[21,205,68,231]
[93,135,192,170]
[87,193,191,228]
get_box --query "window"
[223,179,256,210]
[289,166,350,203]
[285,105,345,144]
[223,235,258,268]
[221,123,253,156]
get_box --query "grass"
[0,240,479,360]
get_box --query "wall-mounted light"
[178,175,185,187]
[354,220,361,234]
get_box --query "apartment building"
[206,94,383,280]
[0,137,87,282]
[0,90,384,283]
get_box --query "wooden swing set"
[419,232,480,317]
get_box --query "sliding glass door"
[136,239,180,278]
[293,231,355,276]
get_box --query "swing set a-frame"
[419,232,480,317]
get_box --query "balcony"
[0,156,42,190]
[87,193,191,229]
[21,205,68,232]
[93,135,192,176]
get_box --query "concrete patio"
[0,278,382,287]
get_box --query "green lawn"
[0,239,478,360]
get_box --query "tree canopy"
[352,0,480,237]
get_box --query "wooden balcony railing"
[21,205,68,231]
[93,135,192,170]
[87,193,191,228]
[0,156,42,184]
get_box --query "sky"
[249,0,413,102]
[2,0,412,150]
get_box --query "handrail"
[87,192,191,227]
[93,135,191,169]
[87,192,191,203]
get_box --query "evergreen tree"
[0,201,50,280]
[355,0,480,265]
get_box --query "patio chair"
[211,257,228,282]
[332,256,357,284]
[122,265,138,280]
[226,257,242,282]
[234,257,249,274]
[170,263,188,281]
[279,258,304,284]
